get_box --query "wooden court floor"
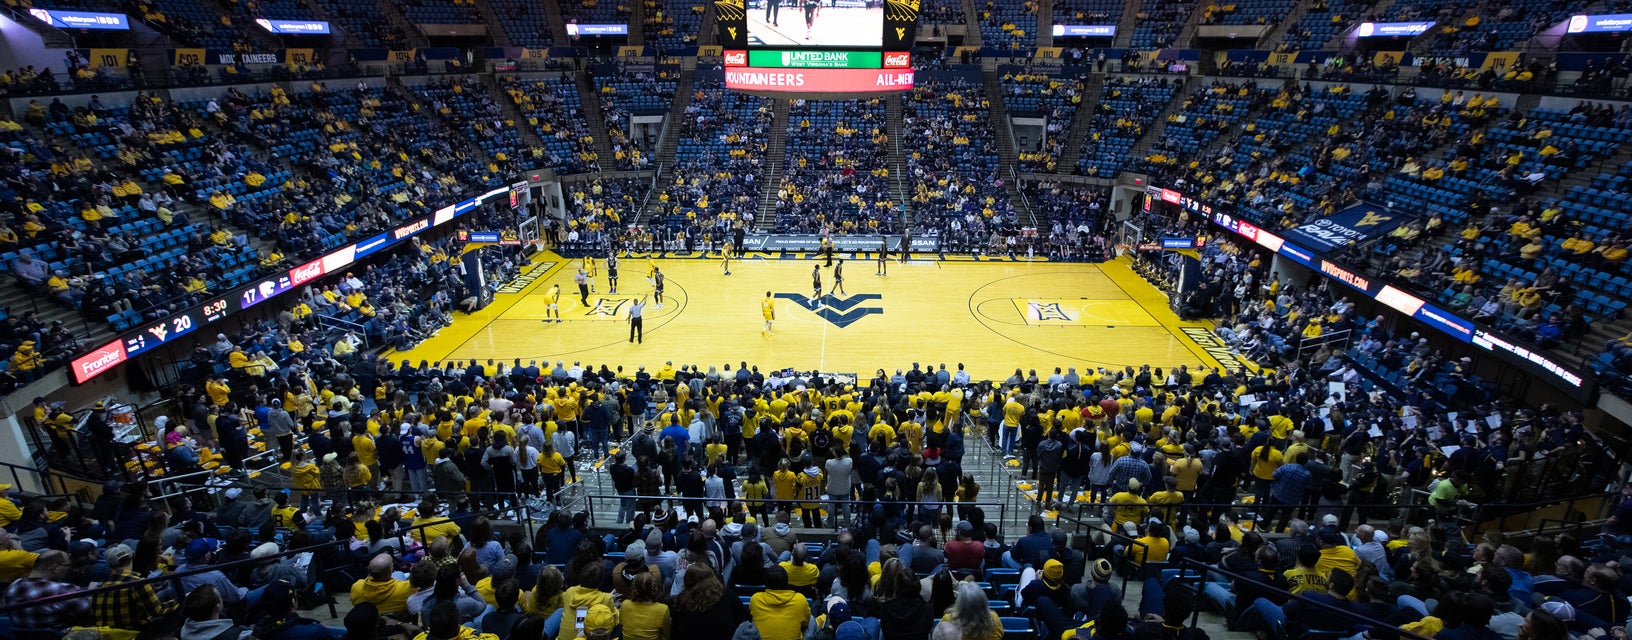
[389,251,1235,381]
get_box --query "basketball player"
[653,267,666,309]
[762,291,776,335]
[606,252,620,294]
[646,256,657,286]
[722,241,734,276]
[575,269,590,305]
[876,236,888,276]
[628,295,646,343]
[765,0,781,25]
[543,283,561,323]
[804,0,819,40]
[811,263,822,301]
[582,255,597,293]
[830,258,846,295]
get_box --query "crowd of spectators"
[650,71,768,236]
[1016,181,1112,261]
[502,75,603,175]
[15,261,1626,638]
[593,63,678,171]
[1075,76,1179,178]
[904,77,1020,249]
[1001,68,1085,174]
[775,99,899,235]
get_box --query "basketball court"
[389,249,1240,380]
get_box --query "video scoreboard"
[714,0,919,94]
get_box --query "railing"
[0,495,548,623]
[1175,558,1433,639]
[1297,327,1352,359]
[1051,489,1620,544]
[1050,512,1147,600]
[577,493,1012,539]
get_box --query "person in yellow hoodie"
[8,340,42,381]
[561,563,618,629]
[750,565,811,640]
[411,499,462,545]
[290,450,322,512]
[351,553,416,615]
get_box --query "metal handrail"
[578,492,1011,536]
[1051,513,1148,600]
[0,498,544,618]
[1177,558,1433,639]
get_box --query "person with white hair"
[932,581,1002,640]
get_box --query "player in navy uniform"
[766,0,781,25]
[804,0,819,39]
[606,253,620,294]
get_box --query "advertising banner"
[748,50,883,68]
[29,9,128,30]
[1356,21,1435,37]
[255,19,331,34]
[568,23,630,36]
[1567,14,1632,33]
[1280,201,1405,253]
[724,67,914,92]
[1051,24,1115,37]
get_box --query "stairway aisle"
[981,69,1037,227]
[471,0,512,46]
[543,0,570,44]
[370,0,429,47]
[1126,76,1197,164]
[1256,0,1318,49]
[483,73,545,148]
[885,93,914,231]
[576,68,622,169]
[1054,73,1107,175]
[1112,0,1142,48]
[754,99,791,232]
[638,61,698,225]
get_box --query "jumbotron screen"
[749,0,882,47]
[714,0,918,94]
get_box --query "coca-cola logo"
[73,341,127,383]
[288,259,324,286]
[883,52,911,68]
[724,51,747,66]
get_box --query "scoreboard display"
[714,0,918,94]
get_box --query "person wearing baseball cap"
[92,542,179,633]
[177,537,249,608]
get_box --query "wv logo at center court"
[775,293,883,328]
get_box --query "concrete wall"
[8,88,142,116]
[0,14,69,78]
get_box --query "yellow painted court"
[390,250,1234,379]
